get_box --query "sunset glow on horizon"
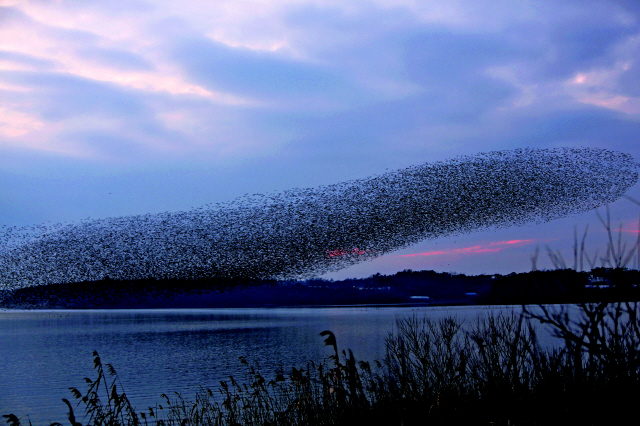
[399,239,539,258]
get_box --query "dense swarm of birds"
[0,147,638,291]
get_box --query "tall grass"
[5,203,640,425]
[5,306,640,426]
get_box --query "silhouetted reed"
[5,305,640,426]
[5,204,640,425]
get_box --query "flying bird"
[0,147,638,290]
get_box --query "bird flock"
[1,147,638,291]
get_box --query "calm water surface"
[1,305,538,424]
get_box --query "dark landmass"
[1,267,639,309]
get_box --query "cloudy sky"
[1,0,640,279]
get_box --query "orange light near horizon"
[621,222,640,234]
[326,247,368,258]
[399,239,536,258]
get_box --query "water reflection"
[1,306,536,424]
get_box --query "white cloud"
[1,0,640,279]
[0,107,44,137]
[0,0,639,167]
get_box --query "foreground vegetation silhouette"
[4,205,640,425]
[4,301,640,426]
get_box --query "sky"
[1,0,640,280]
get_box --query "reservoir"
[0,305,551,424]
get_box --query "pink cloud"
[399,239,536,258]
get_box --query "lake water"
[0,305,551,424]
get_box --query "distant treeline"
[1,267,639,309]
